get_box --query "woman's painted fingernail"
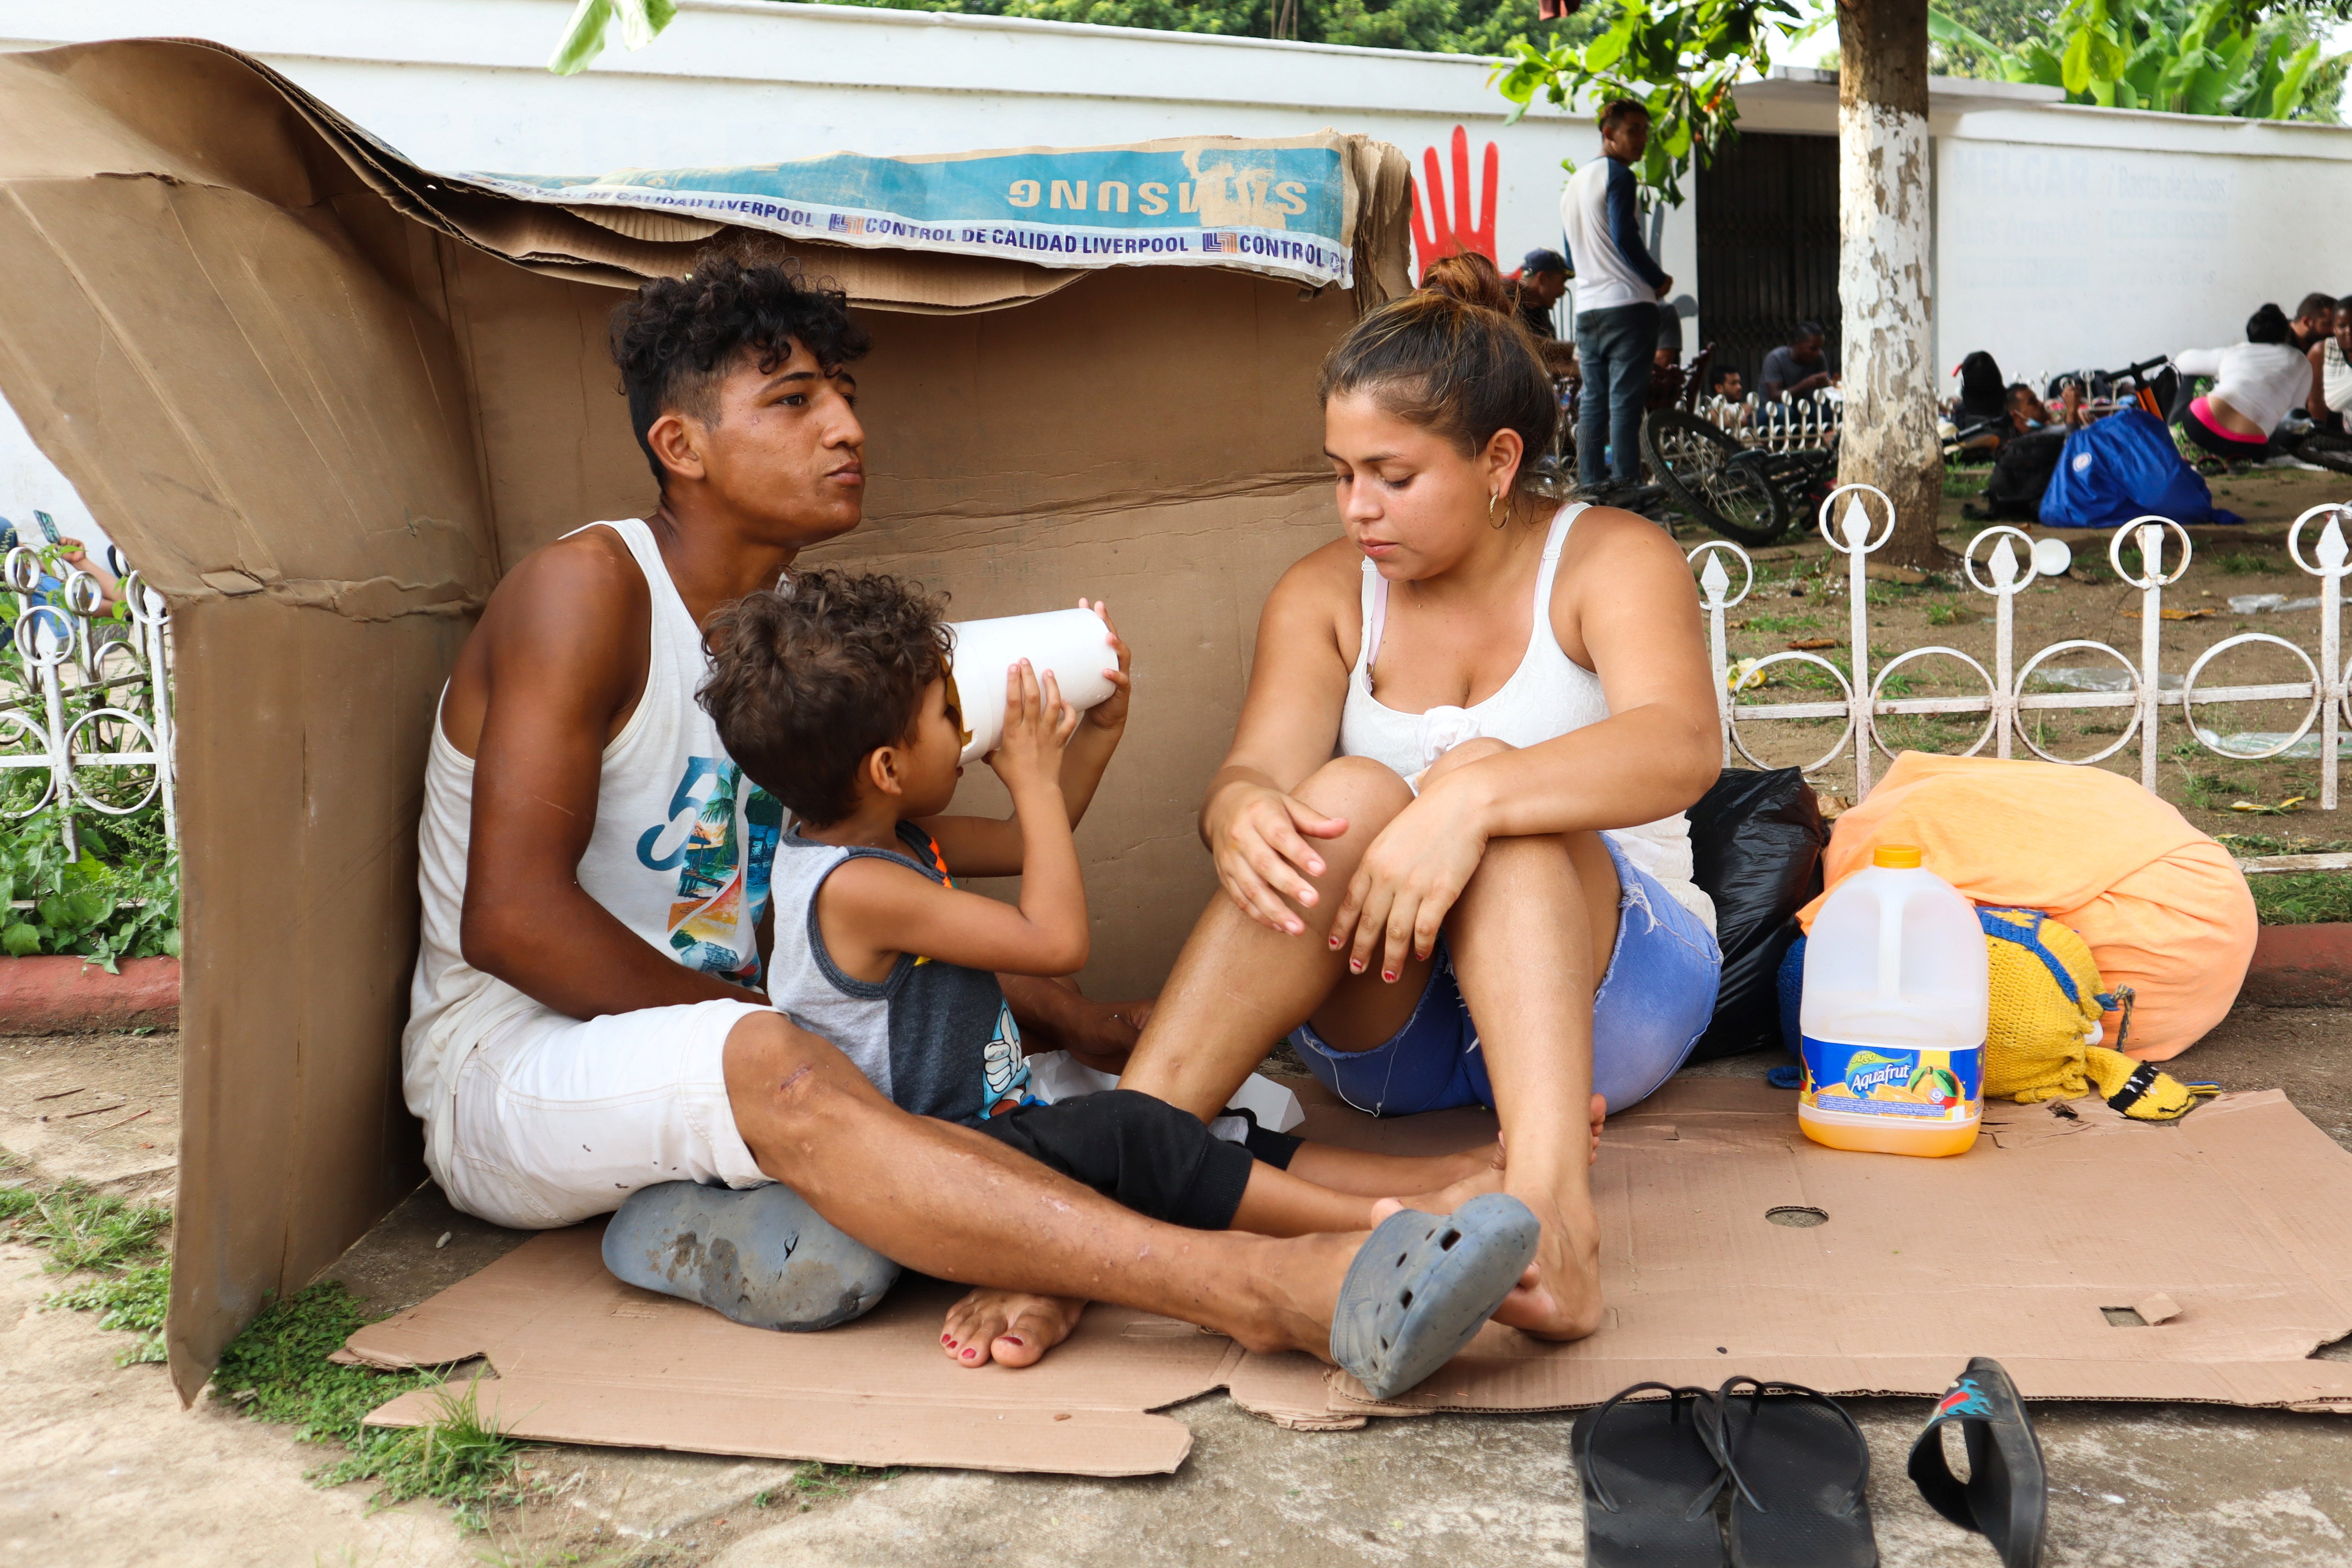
[1329,935,1342,948]
[1349,959,1364,973]
[1382,970,1397,983]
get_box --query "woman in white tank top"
[1120,284,1724,1345]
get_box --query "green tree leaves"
[1932,0,2347,118]
[1495,0,1805,204]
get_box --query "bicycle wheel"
[1641,409,1793,546]
[2295,430,2352,476]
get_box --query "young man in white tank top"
[403,253,1542,1381]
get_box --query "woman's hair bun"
[1417,250,1514,316]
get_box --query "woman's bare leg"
[1117,757,1498,1199]
[1119,756,1421,1116]
[1418,741,1620,1341]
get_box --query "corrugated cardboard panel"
[1236,1080,2352,1423]
[346,1224,1241,1476]
[334,1079,2352,1476]
[0,44,496,1396]
[0,36,1409,1402]
[174,596,468,1394]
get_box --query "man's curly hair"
[700,569,952,826]
[609,245,872,489]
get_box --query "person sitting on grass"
[690,568,1544,1366]
[2176,303,2313,464]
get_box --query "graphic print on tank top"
[635,755,781,985]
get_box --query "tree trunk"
[1837,0,1944,569]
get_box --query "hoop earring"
[1489,490,1507,529]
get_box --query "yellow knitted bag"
[1977,906,2215,1121]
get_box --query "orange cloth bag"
[1794,753,2255,1061]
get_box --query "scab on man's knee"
[724,1011,872,1137]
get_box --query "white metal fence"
[1693,487,2352,806]
[2,546,175,854]
[1696,390,1843,453]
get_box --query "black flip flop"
[1908,1358,2048,1568]
[1698,1377,1878,1568]
[1573,1382,1729,1568]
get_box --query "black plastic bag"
[1686,767,1827,1061]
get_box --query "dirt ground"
[9,1005,2352,1567]
[1699,467,2352,833]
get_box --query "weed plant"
[213,1282,524,1526]
[1,1178,170,1272]
[0,806,180,966]
[1,1154,524,1527]
[49,1264,169,1364]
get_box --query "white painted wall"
[1935,109,2352,386]
[1731,69,2352,387]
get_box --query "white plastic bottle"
[1798,845,1989,1158]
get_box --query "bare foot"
[940,1290,1087,1368]
[1487,1192,1603,1342]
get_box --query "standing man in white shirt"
[1559,99,1672,494]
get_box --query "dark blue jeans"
[1575,301,1659,487]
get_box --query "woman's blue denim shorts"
[1287,833,1721,1116]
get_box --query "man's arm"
[2310,343,2331,421]
[1603,161,1670,297]
[459,537,762,1018]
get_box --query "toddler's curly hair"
[700,569,951,826]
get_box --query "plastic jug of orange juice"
[1798,845,1989,1157]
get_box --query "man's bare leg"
[721,1010,1500,1367]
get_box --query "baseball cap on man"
[1521,248,1570,277]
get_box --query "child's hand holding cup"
[987,659,1080,796]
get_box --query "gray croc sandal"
[603,1180,899,1332]
[1330,1193,1541,1401]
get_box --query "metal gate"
[1696,132,1840,394]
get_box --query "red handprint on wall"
[1409,126,1498,278]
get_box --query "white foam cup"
[945,606,1119,763]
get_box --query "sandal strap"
[1908,1374,1994,1534]
[1577,1382,1715,1517]
[1699,1376,1872,1517]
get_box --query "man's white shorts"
[431,998,772,1230]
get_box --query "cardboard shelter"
[337,1078,2352,1474]
[0,36,1411,1398]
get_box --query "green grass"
[214,1280,525,1527]
[47,1262,169,1365]
[2215,550,2284,576]
[751,1463,906,1515]
[1740,613,1823,635]
[0,1152,522,1528]
[2249,874,2352,925]
[2214,832,2352,856]
[0,1179,170,1273]
[1923,598,1977,626]
[1942,466,1988,498]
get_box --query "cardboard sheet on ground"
[342,1078,2352,1475]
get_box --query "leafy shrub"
[0,806,179,967]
